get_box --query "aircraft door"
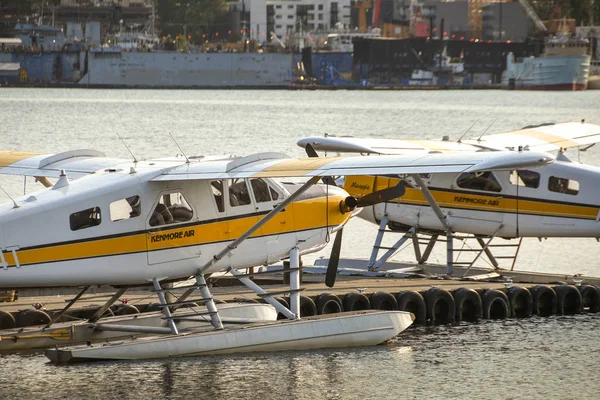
[249,178,294,263]
[224,179,268,267]
[147,191,199,266]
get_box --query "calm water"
[1,88,600,398]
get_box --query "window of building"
[211,181,224,213]
[288,4,294,9]
[318,13,323,20]
[276,14,282,19]
[229,179,251,207]
[150,192,193,226]
[548,176,579,195]
[276,24,282,29]
[456,171,502,192]
[110,195,141,221]
[70,207,101,231]
[287,15,294,19]
[318,5,323,10]
[276,4,282,9]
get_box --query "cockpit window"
[211,180,224,213]
[70,207,101,231]
[548,176,579,195]
[228,179,251,207]
[510,170,540,188]
[251,178,272,203]
[456,171,502,192]
[110,195,141,221]
[150,192,193,226]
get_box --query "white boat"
[502,34,591,90]
[45,310,414,364]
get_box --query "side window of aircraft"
[456,171,502,192]
[250,178,272,203]
[110,195,141,221]
[70,207,101,231]
[228,179,251,207]
[210,180,224,213]
[548,176,579,195]
[509,170,540,188]
[150,192,193,226]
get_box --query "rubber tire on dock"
[481,289,510,319]
[316,293,343,315]
[274,297,289,320]
[0,310,16,330]
[579,284,600,313]
[530,285,557,316]
[113,304,140,316]
[17,309,51,327]
[396,291,426,325]
[453,288,482,322]
[530,285,557,317]
[506,286,533,318]
[370,292,398,310]
[343,293,371,311]
[423,287,455,325]
[553,285,582,315]
[298,295,318,317]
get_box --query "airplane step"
[164,310,218,320]
[257,288,304,298]
[152,283,207,293]
[156,300,211,308]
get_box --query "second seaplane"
[0,146,553,362]
[298,121,600,275]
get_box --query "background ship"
[501,33,591,90]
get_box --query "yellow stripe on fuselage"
[344,175,599,220]
[0,151,42,168]
[2,196,350,267]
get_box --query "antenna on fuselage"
[476,118,497,142]
[457,119,479,143]
[168,132,190,164]
[116,132,138,163]
[0,185,19,209]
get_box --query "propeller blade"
[356,183,406,208]
[325,228,343,288]
[305,143,319,158]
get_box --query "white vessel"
[502,35,591,90]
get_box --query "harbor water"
[1,88,600,399]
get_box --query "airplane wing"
[0,150,131,179]
[297,136,480,154]
[152,150,554,181]
[298,122,600,155]
[462,121,600,152]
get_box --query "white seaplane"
[298,121,600,275]
[0,146,553,363]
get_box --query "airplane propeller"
[304,143,407,287]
